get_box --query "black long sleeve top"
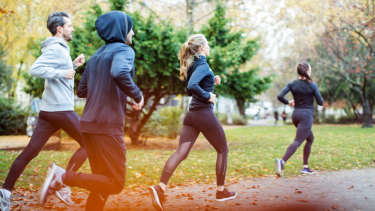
[277,79,323,110]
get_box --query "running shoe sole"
[275,159,282,177]
[215,192,237,201]
[55,190,74,206]
[149,186,163,211]
[301,170,313,175]
[40,163,57,206]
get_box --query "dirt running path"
[10,168,375,211]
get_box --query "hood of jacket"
[95,11,133,44]
[41,37,70,52]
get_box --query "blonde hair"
[179,34,207,81]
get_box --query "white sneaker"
[0,189,10,211]
[40,163,66,206]
[56,185,75,206]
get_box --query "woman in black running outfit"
[275,62,323,177]
[149,34,237,211]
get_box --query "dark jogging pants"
[2,111,87,191]
[63,133,126,211]
[160,107,229,186]
[282,109,314,165]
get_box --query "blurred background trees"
[1,0,373,137]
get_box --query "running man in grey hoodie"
[40,11,143,211]
[0,12,87,211]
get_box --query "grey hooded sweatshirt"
[30,37,75,112]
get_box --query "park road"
[10,168,375,211]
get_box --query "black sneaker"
[40,163,65,206]
[216,188,237,201]
[301,168,313,174]
[149,185,164,211]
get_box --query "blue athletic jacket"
[186,55,215,110]
[77,11,142,136]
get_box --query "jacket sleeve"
[110,48,142,103]
[313,82,324,106]
[77,66,88,98]
[187,66,211,101]
[277,83,291,104]
[30,46,67,79]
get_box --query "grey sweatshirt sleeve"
[187,66,211,101]
[313,82,324,106]
[277,83,291,104]
[30,47,68,79]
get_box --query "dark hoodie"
[186,55,215,110]
[77,11,142,136]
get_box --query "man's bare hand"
[73,54,85,67]
[132,96,144,110]
[66,69,75,79]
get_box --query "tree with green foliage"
[127,13,186,144]
[200,5,272,118]
[312,23,374,127]
[225,69,272,117]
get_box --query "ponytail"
[178,34,207,81]
[179,41,193,81]
[297,62,313,83]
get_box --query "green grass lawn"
[1,124,374,190]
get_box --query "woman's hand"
[289,100,295,107]
[208,92,216,103]
[214,75,221,85]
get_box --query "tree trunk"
[186,0,195,31]
[128,110,141,145]
[128,93,166,144]
[370,102,374,122]
[362,100,373,127]
[361,77,373,127]
[235,98,246,118]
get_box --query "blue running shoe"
[301,168,313,174]
[275,158,284,177]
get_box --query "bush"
[337,114,358,124]
[142,106,183,138]
[232,114,247,125]
[322,114,358,124]
[0,97,28,135]
[215,112,228,125]
[74,103,85,117]
[322,115,336,124]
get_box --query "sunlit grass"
[1,124,374,190]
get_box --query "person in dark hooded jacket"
[39,11,143,211]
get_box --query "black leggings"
[282,109,314,165]
[2,111,87,191]
[63,133,126,211]
[160,108,228,186]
